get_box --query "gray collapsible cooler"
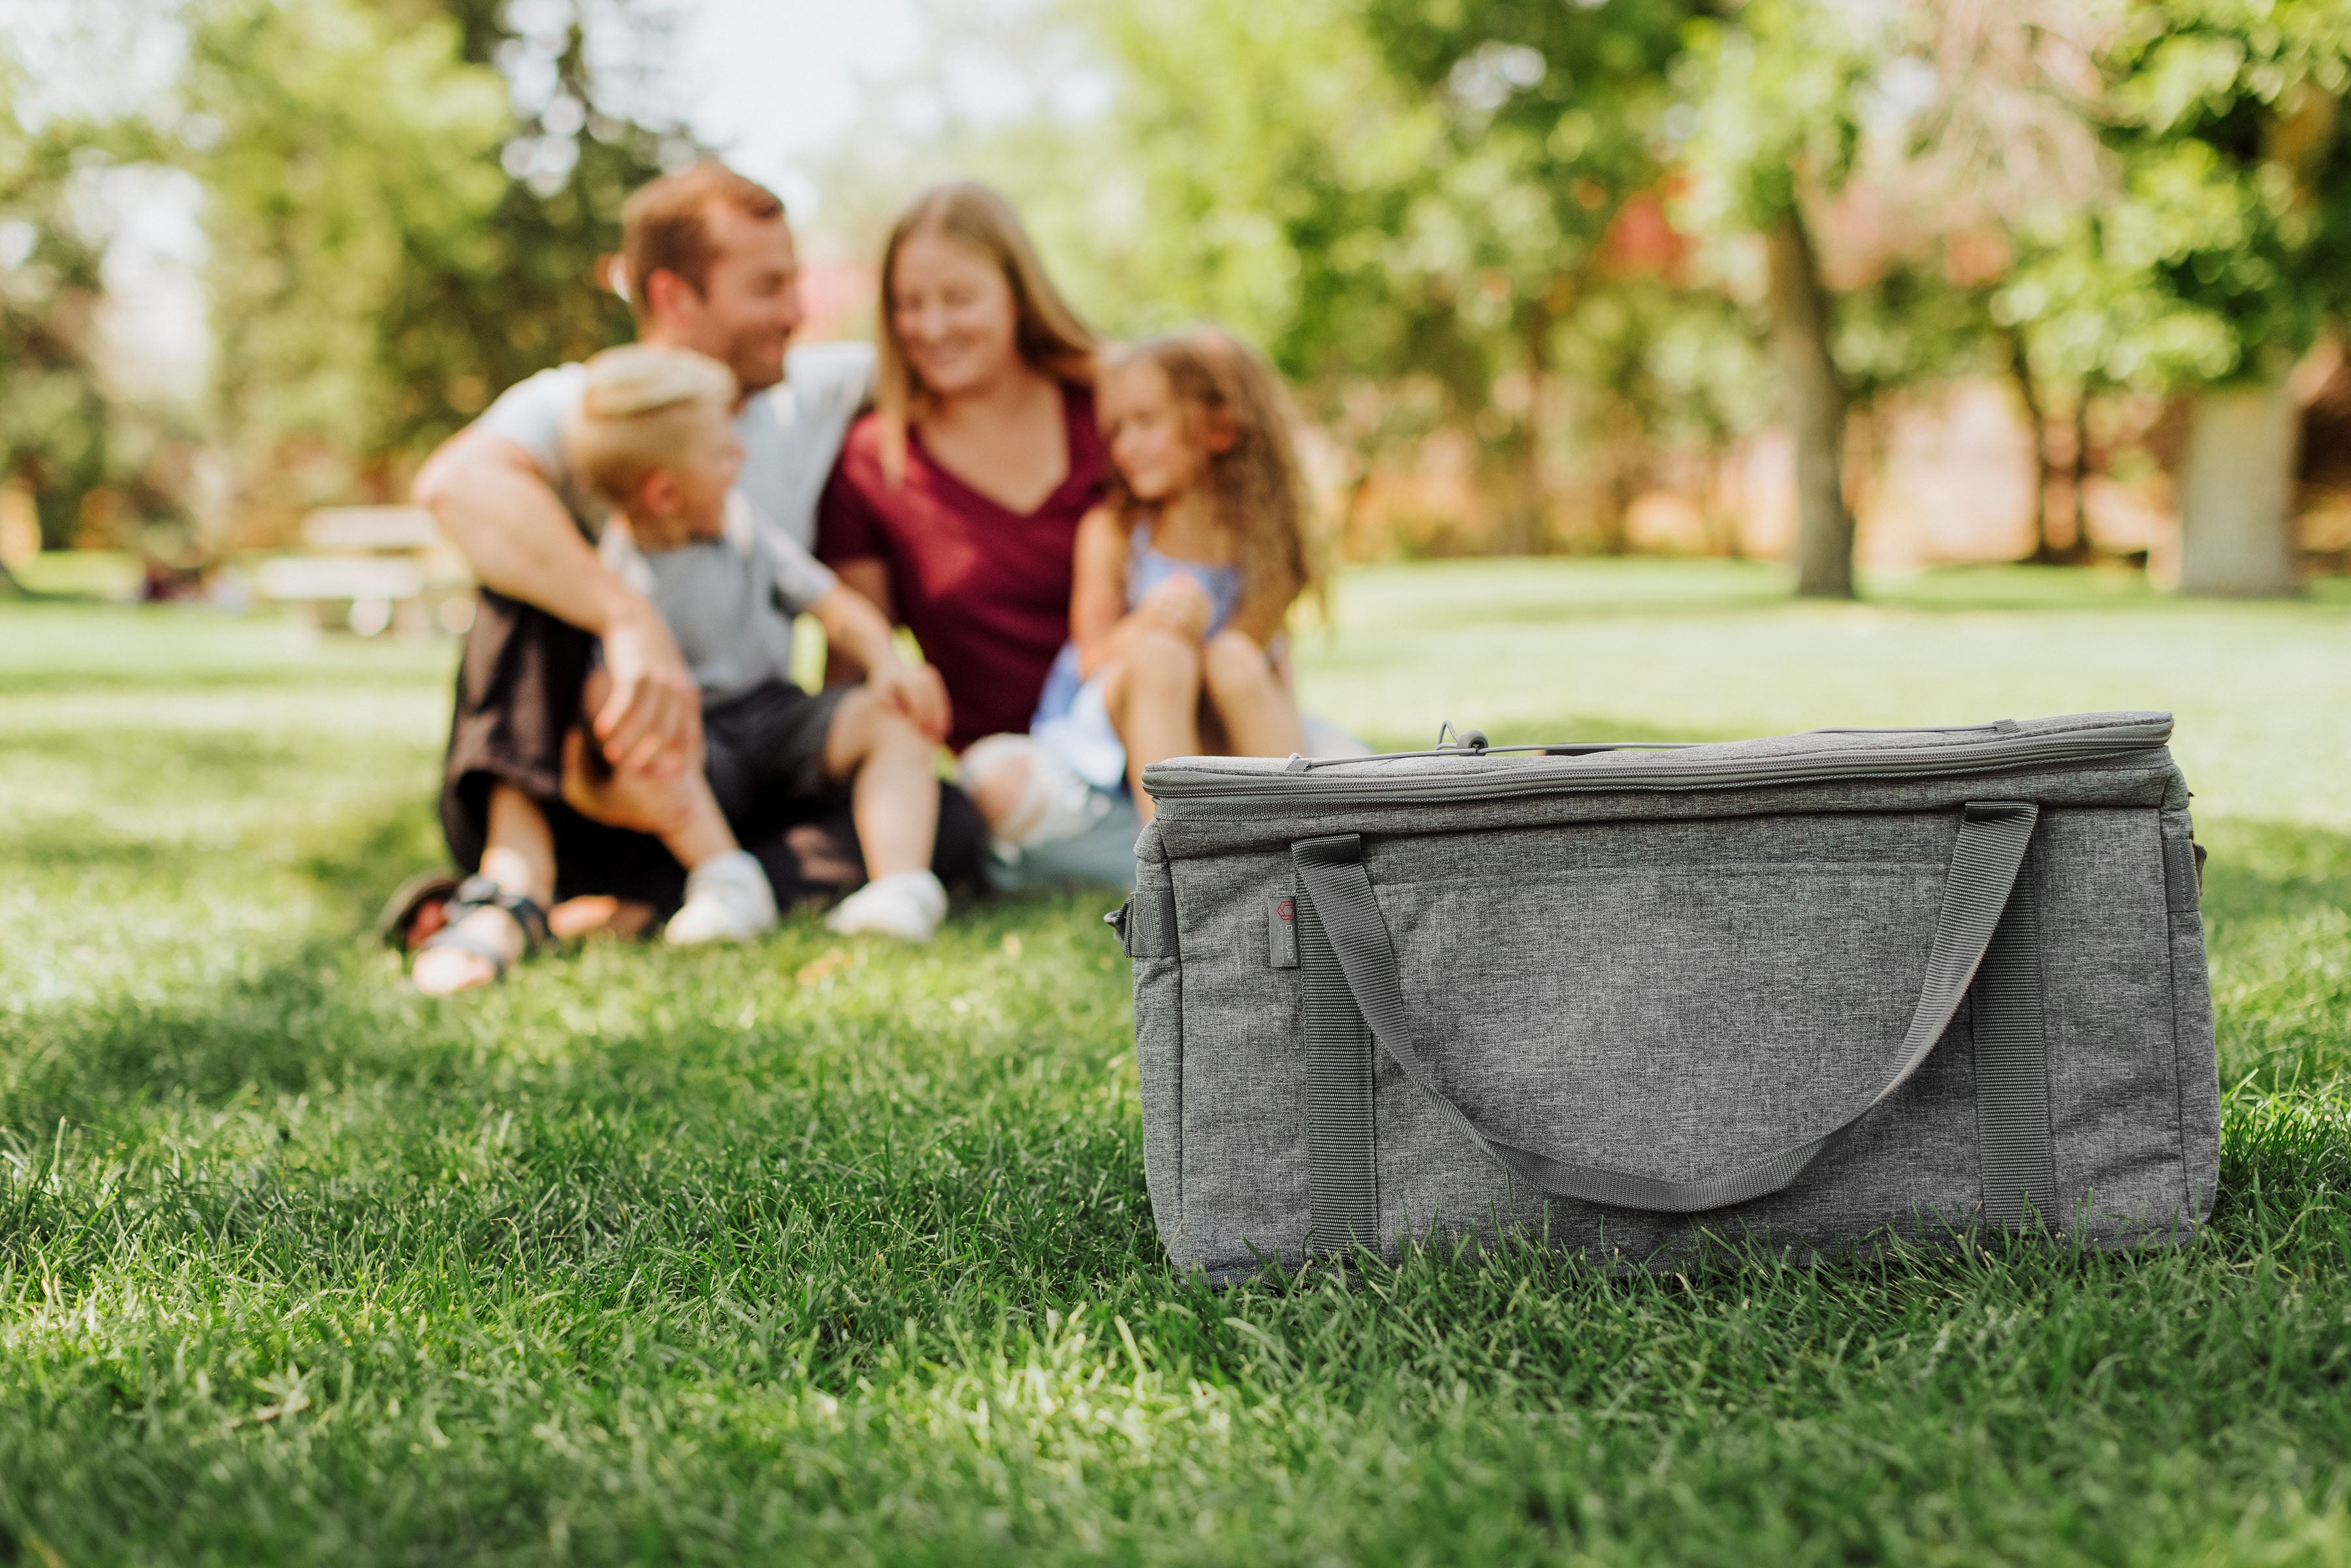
[1112,712,2218,1281]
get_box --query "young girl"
[968,327,1315,838]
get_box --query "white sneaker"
[664,850,778,946]
[824,869,948,943]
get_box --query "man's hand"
[562,728,700,836]
[414,426,702,775]
[1135,573,1215,641]
[868,658,952,743]
[593,602,704,776]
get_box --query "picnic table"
[256,506,474,636]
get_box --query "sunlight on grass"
[3,566,2348,1565]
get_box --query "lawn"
[4,560,2348,1565]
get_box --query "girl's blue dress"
[1029,522,1242,791]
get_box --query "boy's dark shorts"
[702,679,845,829]
[438,589,983,914]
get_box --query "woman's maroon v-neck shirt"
[815,382,1108,754]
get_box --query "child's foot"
[824,870,948,943]
[664,850,778,946]
[412,906,522,994]
[410,878,548,995]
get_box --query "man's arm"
[413,425,702,774]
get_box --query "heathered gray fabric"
[1133,954,1184,1252]
[2162,807,2222,1223]
[2034,810,2185,1236]
[1124,714,2219,1277]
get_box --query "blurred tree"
[180,0,690,536]
[0,51,189,558]
[1070,0,1448,377]
[2007,0,2351,595]
[1676,0,2102,592]
[1068,0,1763,556]
[1060,0,1526,548]
[1362,0,1730,553]
[1676,0,1882,598]
[386,0,691,413]
[0,87,119,556]
[180,0,509,529]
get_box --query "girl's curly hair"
[1106,327,1320,628]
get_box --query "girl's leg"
[1200,628,1304,758]
[1102,627,1205,824]
[824,688,940,880]
[413,783,553,995]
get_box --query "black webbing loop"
[1289,802,2041,1217]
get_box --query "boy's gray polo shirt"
[614,493,839,706]
[473,339,872,552]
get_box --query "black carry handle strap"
[1288,801,2039,1215]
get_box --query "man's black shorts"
[438,588,982,913]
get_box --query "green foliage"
[5,571,2351,1560]
[0,95,116,549]
[1356,0,1764,543]
[1676,0,1876,229]
[1071,0,1450,387]
[1678,1,2017,407]
[13,0,686,538]
[181,0,510,519]
[391,0,687,426]
[1066,0,1767,548]
[0,59,183,551]
[2002,0,2351,391]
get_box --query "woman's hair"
[1108,326,1319,622]
[563,344,736,505]
[873,180,1096,483]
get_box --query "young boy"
[562,343,955,944]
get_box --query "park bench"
[256,505,475,636]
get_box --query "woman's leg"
[1102,626,1204,823]
[824,688,940,880]
[1201,629,1305,758]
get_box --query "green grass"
[4,563,2349,1565]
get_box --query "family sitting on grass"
[388,163,1350,994]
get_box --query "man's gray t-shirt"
[474,339,872,551]
[621,492,839,707]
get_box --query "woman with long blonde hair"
[814,180,1129,885]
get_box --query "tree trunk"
[2068,394,2093,556]
[2007,330,2056,562]
[1507,305,1554,556]
[1767,209,1853,598]
[2178,381,2302,596]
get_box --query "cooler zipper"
[1143,716,2173,812]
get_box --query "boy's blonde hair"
[1106,327,1319,624]
[562,345,738,507]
